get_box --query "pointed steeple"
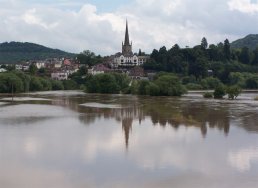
[124,20,130,46]
[122,20,132,55]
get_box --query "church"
[113,21,149,68]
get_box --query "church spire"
[122,20,132,55]
[124,20,130,46]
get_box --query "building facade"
[113,21,149,68]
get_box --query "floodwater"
[0,91,258,188]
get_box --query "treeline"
[143,38,258,87]
[85,72,186,96]
[0,42,75,63]
[0,71,78,93]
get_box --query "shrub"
[145,82,160,96]
[245,77,258,89]
[30,77,43,91]
[51,80,64,90]
[203,92,213,98]
[213,84,226,99]
[63,80,78,90]
[254,96,258,101]
[226,85,242,100]
[201,77,222,89]
[154,75,187,96]
[137,80,150,95]
[185,83,203,90]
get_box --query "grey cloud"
[1,0,258,55]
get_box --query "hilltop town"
[0,21,150,81]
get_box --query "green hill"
[0,42,76,64]
[231,34,258,50]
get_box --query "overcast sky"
[1,0,258,55]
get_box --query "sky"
[1,0,258,55]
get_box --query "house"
[15,64,29,71]
[88,64,111,75]
[34,61,46,69]
[63,59,72,66]
[0,68,7,73]
[51,72,69,80]
[129,66,145,79]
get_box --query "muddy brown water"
[0,91,258,188]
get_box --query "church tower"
[122,20,132,55]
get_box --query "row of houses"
[0,58,80,81]
[88,63,156,81]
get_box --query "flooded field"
[0,91,258,188]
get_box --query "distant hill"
[231,34,258,50]
[0,42,76,64]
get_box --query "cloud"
[228,0,258,14]
[0,0,258,55]
[228,147,258,172]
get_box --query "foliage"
[51,80,64,90]
[0,42,75,63]
[85,73,129,94]
[213,84,226,99]
[29,64,38,75]
[203,92,213,98]
[226,85,242,100]
[76,50,102,66]
[154,74,187,96]
[0,72,24,93]
[185,83,203,90]
[30,76,44,91]
[231,34,258,51]
[200,77,222,89]
[145,82,160,96]
[137,80,150,95]
[201,37,208,49]
[254,96,258,101]
[63,80,78,90]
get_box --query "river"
[0,91,258,188]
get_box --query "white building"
[51,72,69,80]
[0,68,7,73]
[88,64,111,75]
[35,61,46,69]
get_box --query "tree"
[85,73,120,94]
[201,77,222,89]
[188,57,208,79]
[145,82,160,96]
[51,80,64,90]
[213,84,226,99]
[201,37,208,49]
[239,47,251,64]
[154,74,186,96]
[137,80,150,95]
[63,80,78,90]
[245,77,258,89]
[226,85,241,100]
[223,39,231,60]
[252,47,258,65]
[29,64,37,75]
[30,77,43,91]
[77,50,102,66]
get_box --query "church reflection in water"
[51,94,258,149]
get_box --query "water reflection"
[41,93,258,149]
[1,92,258,187]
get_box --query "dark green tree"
[239,47,251,64]
[223,39,231,60]
[214,84,226,99]
[201,37,208,49]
